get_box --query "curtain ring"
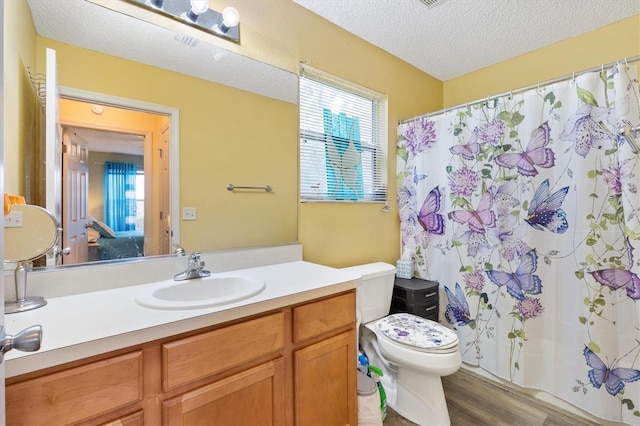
[572,72,576,84]
[509,90,513,100]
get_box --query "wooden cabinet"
[163,358,285,425]
[5,290,356,426]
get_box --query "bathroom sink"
[135,274,266,310]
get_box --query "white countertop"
[4,260,359,377]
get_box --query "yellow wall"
[3,0,37,196]
[443,15,640,107]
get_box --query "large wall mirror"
[12,0,300,270]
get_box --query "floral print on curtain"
[397,64,640,424]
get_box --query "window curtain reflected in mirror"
[104,161,137,231]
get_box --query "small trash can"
[357,369,382,426]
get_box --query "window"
[299,65,388,202]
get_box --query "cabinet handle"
[425,305,437,312]
[424,292,437,298]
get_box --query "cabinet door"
[163,358,285,425]
[294,331,357,426]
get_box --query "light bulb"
[221,6,239,28]
[189,0,209,15]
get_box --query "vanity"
[4,245,359,425]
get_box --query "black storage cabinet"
[391,277,440,321]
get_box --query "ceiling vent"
[418,0,446,7]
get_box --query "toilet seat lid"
[375,313,458,350]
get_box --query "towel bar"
[226,184,272,192]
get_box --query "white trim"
[300,63,387,101]
[58,86,181,248]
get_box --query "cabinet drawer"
[6,351,143,426]
[392,298,439,313]
[163,312,285,391]
[293,291,355,343]
[393,277,439,305]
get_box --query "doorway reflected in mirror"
[58,99,171,265]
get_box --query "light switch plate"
[4,211,23,227]
[182,207,197,221]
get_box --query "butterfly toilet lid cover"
[375,313,459,352]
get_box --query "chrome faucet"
[174,252,211,281]
[173,243,186,256]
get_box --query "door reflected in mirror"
[59,98,171,265]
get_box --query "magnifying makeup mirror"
[4,204,60,313]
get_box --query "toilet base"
[390,367,450,426]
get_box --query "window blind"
[299,65,388,202]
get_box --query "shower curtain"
[397,64,640,424]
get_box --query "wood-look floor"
[383,368,602,426]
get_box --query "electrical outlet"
[182,207,197,221]
[4,211,23,228]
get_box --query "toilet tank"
[341,262,396,323]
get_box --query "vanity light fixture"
[114,0,241,43]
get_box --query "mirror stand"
[4,204,60,313]
[5,261,47,314]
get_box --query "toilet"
[343,262,461,426]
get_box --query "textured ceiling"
[27,0,639,103]
[293,0,640,80]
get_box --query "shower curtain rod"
[398,55,640,124]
